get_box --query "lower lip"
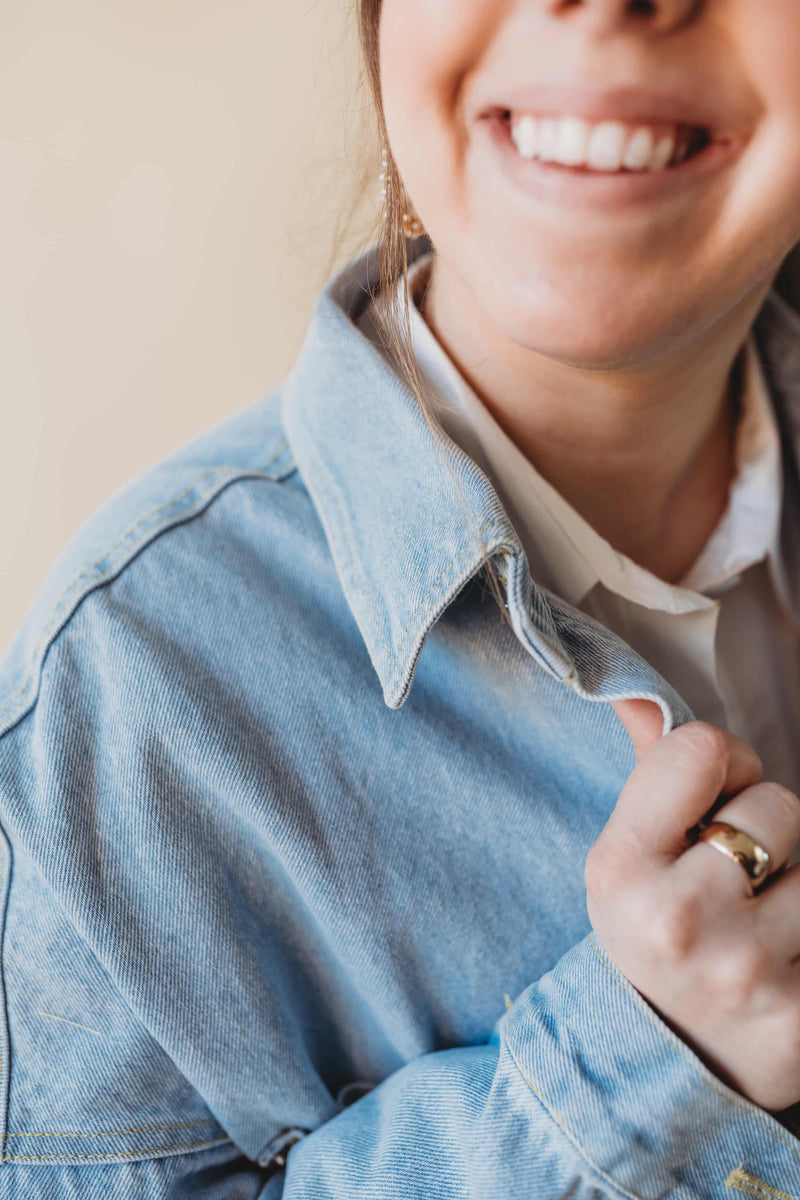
[481,115,742,210]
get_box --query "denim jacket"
[3,238,800,1199]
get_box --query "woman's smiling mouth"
[479,107,745,212]
[470,83,750,212]
[507,114,712,173]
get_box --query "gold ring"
[696,821,771,893]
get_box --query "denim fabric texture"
[2,237,800,1197]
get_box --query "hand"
[585,700,800,1111]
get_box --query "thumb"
[611,697,665,761]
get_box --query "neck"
[421,262,775,584]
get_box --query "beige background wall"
[0,0,376,656]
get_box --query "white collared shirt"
[396,253,800,803]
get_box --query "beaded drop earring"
[380,146,425,238]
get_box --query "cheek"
[379,0,503,216]
[379,0,470,117]
[728,2,800,232]
[722,119,800,267]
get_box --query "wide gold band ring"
[696,821,772,893]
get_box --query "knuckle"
[648,893,699,962]
[714,942,773,1005]
[763,782,800,826]
[676,721,730,769]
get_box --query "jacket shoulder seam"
[0,438,295,741]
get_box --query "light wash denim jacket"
[3,238,800,1200]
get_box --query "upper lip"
[474,83,743,141]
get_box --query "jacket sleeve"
[6,933,800,1200]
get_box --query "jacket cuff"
[498,931,800,1199]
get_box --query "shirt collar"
[281,238,800,720]
[679,335,783,596]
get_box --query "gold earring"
[380,147,425,239]
[401,211,425,238]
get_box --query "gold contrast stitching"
[0,443,290,731]
[6,1119,218,1139]
[2,1136,230,1162]
[725,1166,792,1199]
[587,936,800,1164]
[502,1037,646,1200]
[38,1012,104,1037]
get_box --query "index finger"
[604,720,764,864]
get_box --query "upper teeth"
[509,114,693,172]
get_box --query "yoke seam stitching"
[0,442,291,737]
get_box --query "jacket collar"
[281,239,800,731]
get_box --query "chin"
[485,278,682,370]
